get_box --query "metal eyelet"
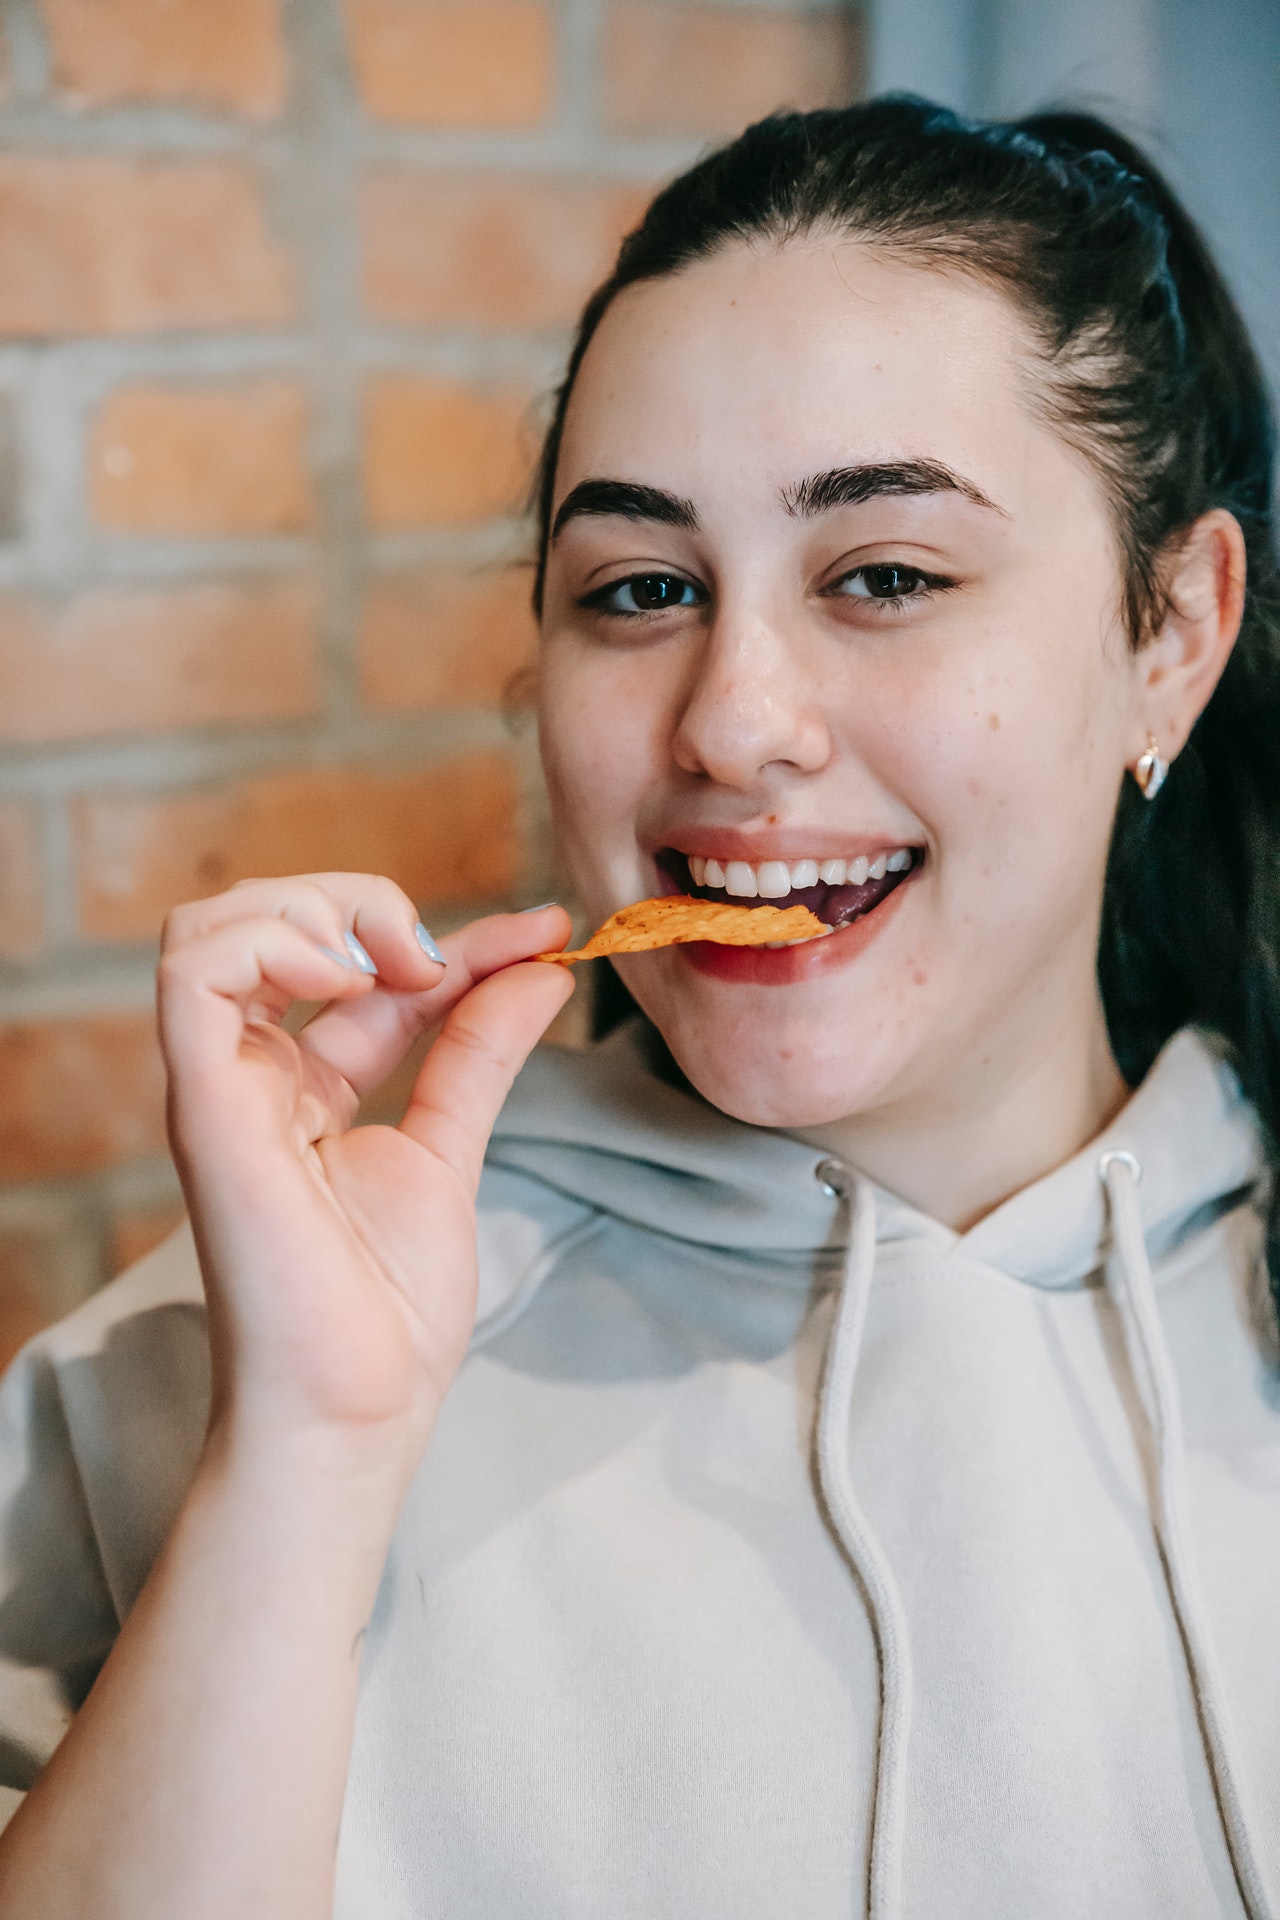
[1098,1148,1143,1185]
[815,1158,851,1199]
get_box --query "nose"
[671,609,832,788]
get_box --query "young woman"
[0,97,1276,1920]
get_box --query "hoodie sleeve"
[0,1227,210,1830]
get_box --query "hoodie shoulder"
[0,1223,211,1623]
[0,1223,209,1816]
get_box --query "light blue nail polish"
[320,944,354,969]
[415,922,446,966]
[520,901,557,913]
[344,931,378,976]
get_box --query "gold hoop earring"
[1134,735,1169,801]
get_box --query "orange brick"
[91,380,313,534]
[345,0,553,129]
[0,803,45,960]
[111,1199,185,1274]
[0,157,295,337]
[75,752,520,941]
[359,565,535,712]
[41,0,287,117]
[362,173,648,330]
[364,376,530,529]
[604,2,852,137]
[0,580,319,745]
[0,1011,167,1181]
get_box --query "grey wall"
[867,0,1280,409]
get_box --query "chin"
[680,1039,891,1129]
[622,973,910,1131]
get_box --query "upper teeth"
[690,850,914,894]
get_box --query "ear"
[1131,508,1246,766]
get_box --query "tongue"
[659,857,909,928]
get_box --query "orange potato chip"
[537,894,828,965]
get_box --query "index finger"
[296,905,572,1097]
[163,872,445,993]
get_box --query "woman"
[0,97,1276,1919]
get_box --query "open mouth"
[655,846,922,940]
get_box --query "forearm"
[0,1428,407,1920]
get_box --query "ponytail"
[1027,116,1280,1321]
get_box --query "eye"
[581,572,703,616]
[828,563,946,604]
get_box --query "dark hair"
[532,97,1280,1326]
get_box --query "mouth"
[654,845,922,942]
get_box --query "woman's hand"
[158,875,574,1481]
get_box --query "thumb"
[397,961,574,1192]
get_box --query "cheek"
[537,640,678,876]
[868,619,1125,881]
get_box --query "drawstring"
[1099,1150,1275,1920]
[814,1161,912,1920]
[817,1149,1276,1919]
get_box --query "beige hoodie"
[0,1021,1277,1917]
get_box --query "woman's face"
[537,238,1148,1128]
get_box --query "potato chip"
[537,894,828,965]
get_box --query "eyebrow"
[551,478,699,541]
[782,459,1008,518]
[549,459,1006,545]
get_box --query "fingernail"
[414,922,446,966]
[520,901,557,913]
[344,931,378,976]
[319,944,354,969]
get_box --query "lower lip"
[680,872,916,985]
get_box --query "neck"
[793,993,1130,1234]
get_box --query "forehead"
[557,239,1058,511]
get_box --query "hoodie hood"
[484,1018,1264,1290]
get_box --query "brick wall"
[0,0,862,1361]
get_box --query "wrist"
[195,1410,428,1567]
